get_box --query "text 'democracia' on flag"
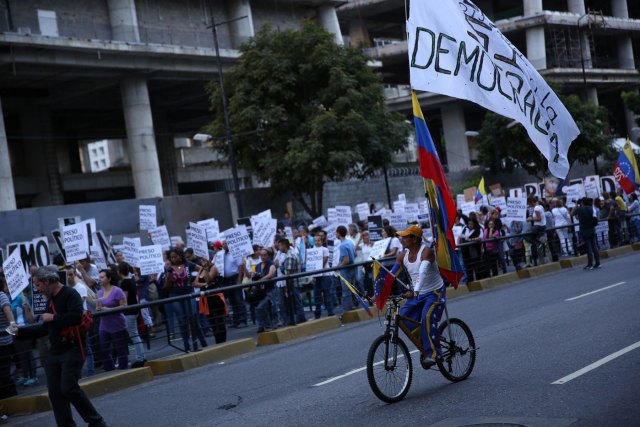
[407,0,580,178]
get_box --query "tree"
[477,93,613,179]
[621,91,640,125]
[205,22,408,218]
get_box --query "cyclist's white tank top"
[403,245,443,294]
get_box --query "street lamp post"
[577,11,599,175]
[207,1,245,218]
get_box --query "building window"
[37,10,59,37]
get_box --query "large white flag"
[407,0,579,178]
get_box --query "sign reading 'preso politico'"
[407,0,580,178]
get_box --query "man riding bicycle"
[394,225,446,369]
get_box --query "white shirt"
[533,205,546,227]
[552,207,571,227]
[402,245,443,294]
[71,282,88,311]
[388,237,403,254]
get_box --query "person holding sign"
[0,276,18,401]
[16,266,107,427]
[311,236,334,319]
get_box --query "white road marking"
[552,340,640,385]
[313,349,419,387]
[565,281,626,301]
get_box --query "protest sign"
[335,206,352,225]
[197,218,220,243]
[331,239,341,267]
[418,201,428,215]
[5,238,51,272]
[138,245,164,275]
[253,209,272,220]
[139,205,157,231]
[312,215,328,228]
[327,208,337,224]
[223,226,254,259]
[564,184,584,208]
[398,194,406,203]
[31,277,47,316]
[490,197,507,211]
[2,248,30,300]
[253,218,277,248]
[595,221,610,249]
[404,203,420,222]
[356,203,370,221]
[367,215,384,242]
[463,187,476,202]
[170,236,183,247]
[584,176,600,198]
[123,237,141,267]
[324,223,338,242]
[369,238,391,260]
[150,225,171,250]
[305,247,324,272]
[187,223,209,259]
[236,217,253,240]
[459,201,475,217]
[509,188,524,198]
[600,175,618,194]
[456,194,465,206]
[389,213,406,232]
[213,250,225,277]
[504,198,527,224]
[63,222,89,262]
[89,235,108,270]
[524,183,540,198]
[392,200,405,213]
[284,227,294,244]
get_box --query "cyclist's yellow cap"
[397,225,423,238]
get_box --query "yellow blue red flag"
[413,91,463,287]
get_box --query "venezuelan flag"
[614,148,638,194]
[373,263,402,310]
[413,91,464,287]
[623,138,640,186]
[336,273,373,317]
[475,176,486,203]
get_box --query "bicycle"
[366,293,476,403]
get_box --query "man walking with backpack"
[17,266,107,427]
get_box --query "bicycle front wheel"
[437,318,476,382]
[366,334,413,403]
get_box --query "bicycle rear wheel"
[437,318,476,382]
[366,334,413,403]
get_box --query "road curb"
[560,255,588,268]
[600,246,633,258]
[147,338,256,375]
[257,317,341,346]
[633,243,640,251]
[1,367,155,415]
[516,262,562,278]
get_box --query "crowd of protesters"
[1,188,639,417]
[454,188,640,283]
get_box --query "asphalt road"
[13,252,640,427]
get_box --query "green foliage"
[621,91,640,125]
[477,93,613,179]
[205,22,409,217]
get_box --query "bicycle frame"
[381,297,423,370]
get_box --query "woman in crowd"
[552,199,573,256]
[163,248,207,352]
[252,249,278,331]
[10,290,36,386]
[458,219,482,282]
[311,237,334,319]
[96,269,128,370]
[482,219,501,277]
[117,262,146,368]
[381,226,402,259]
[193,261,227,344]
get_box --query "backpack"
[50,301,93,360]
